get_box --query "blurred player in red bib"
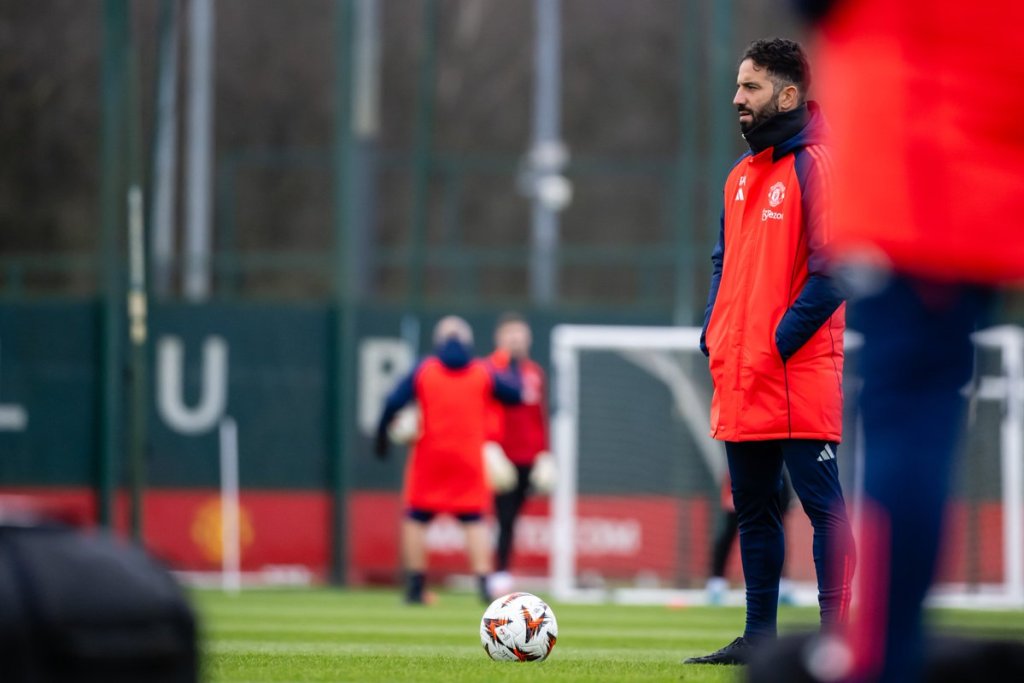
[761,2,1024,682]
[375,316,521,604]
[482,313,552,596]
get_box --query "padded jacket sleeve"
[774,148,845,361]
[699,210,726,358]
[491,361,523,405]
[375,366,418,449]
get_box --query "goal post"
[550,326,713,599]
[549,324,1024,608]
[550,325,721,602]
[955,325,1024,608]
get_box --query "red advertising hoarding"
[0,488,1004,586]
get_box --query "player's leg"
[849,276,992,683]
[492,464,532,596]
[685,442,784,664]
[494,465,531,573]
[402,509,433,604]
[494,489,516,573]
[780,439,854,630]
[728,440,787,642]
[461,513,493,603]
[777,470,796,605]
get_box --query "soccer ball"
[480,592,558,662]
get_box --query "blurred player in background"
[688,38,854,665]
[483,313,554,596]
[375,316,521,605]
[787,1,1024,681]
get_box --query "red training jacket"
[485,350,548,466]
[702,103,845,443]
[817,0,1024,283]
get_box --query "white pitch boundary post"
[219,417,241,594]
[550,324,1024,607]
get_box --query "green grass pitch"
[197,588,1024,682]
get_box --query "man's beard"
[739,97,780,134]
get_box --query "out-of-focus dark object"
[0,522,198,682]
[790,0,838,22]
[0,496,92,528]
[746,632,1024,683]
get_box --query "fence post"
[98,0,130,530]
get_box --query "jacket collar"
[742,101,826,160]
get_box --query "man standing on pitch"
[376,316,521,605]
[687,38,854,665]
[484,313,553,595]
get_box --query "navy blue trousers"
[726,439,854,641]
[851,276,992,683]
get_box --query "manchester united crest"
[768,181,786,208]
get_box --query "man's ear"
[778,84,800,112]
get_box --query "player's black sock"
[477,574,490,603]
[405,572,426,604]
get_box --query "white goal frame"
[549,324,1024,609]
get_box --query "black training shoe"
[684,636,753,665]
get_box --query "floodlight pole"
[184,0,215,301]
[350,0,380,301]
[528,0,568,307]
[151,0,180,298]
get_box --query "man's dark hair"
[496,311,528,329]
[741,38,811,99]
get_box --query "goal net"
[548,324,1024,608]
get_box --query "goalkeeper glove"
[483,442,517,493]
[529,451,557,494]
